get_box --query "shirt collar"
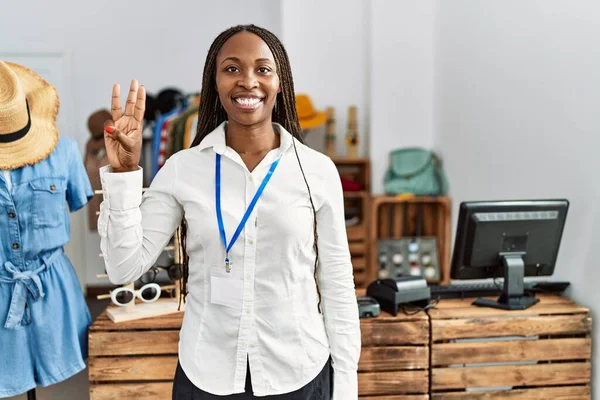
[197,121,295,156]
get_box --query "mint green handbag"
[383,147,449,196]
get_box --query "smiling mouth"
[232,96,264,111]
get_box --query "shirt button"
[8,212,15,218]
[50,184,56,191]
[248,239,254,245]
[12,243,19,249]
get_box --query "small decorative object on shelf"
[324,106,336,157]
[345,105,359,158]
[96,264,185,323]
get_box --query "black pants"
[173,358,332,399]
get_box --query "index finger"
[133,85,146,123]
[111,84,122,121]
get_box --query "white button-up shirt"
[98,122,361,398]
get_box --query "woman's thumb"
[105,125,135,149]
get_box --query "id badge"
[210,266,243,310]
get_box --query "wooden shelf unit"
[332,157,371,288]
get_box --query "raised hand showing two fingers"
[104,79,146,172]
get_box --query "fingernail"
[105,126,114,134]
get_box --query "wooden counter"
[88,303,430,399]
[88,293,591,399]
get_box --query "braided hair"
[178,24,322,312]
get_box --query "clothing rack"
[142,92,200,186]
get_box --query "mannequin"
[0,61,93,398]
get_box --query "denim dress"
[0,137,93,397]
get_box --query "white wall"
[434,0,600,394]
[282,0,435,195]
[370,0,435,194]
[280,0,370,159]
[1,0,281,288]
[435,0,600,286]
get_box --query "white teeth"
[235,97,261,106]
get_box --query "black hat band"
[0,99,31,143]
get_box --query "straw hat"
[295,94,327,130]
[0,61,59,170]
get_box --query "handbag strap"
[394,151,434,179]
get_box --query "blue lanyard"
[216,153,281,272]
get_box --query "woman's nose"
[238,71,258,89]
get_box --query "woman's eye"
[258,67,271,73]
[225,66,239,73]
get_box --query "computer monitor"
[450,199,569,310]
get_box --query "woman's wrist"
[112,166,139,173]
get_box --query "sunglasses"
[139,264,183,284]
[110,283,161,307]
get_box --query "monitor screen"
[451,199,569,280]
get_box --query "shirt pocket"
[29,177,67,228]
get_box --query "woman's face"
[215,31,280,127]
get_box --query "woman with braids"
[98,24,360,399]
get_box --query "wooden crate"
[429,294,592,399]
[359,310,430,399]
[332,157,371,288]
[370,196,452,284]
[88,309,182,399]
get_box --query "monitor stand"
[473,253,540,310]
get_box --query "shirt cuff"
[99,165,143,210]
[332,368,358,400]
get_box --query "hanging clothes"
[183,112,199,149]
[152,107,182,179]
[149,91,199,178]
[166,104,199,158]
